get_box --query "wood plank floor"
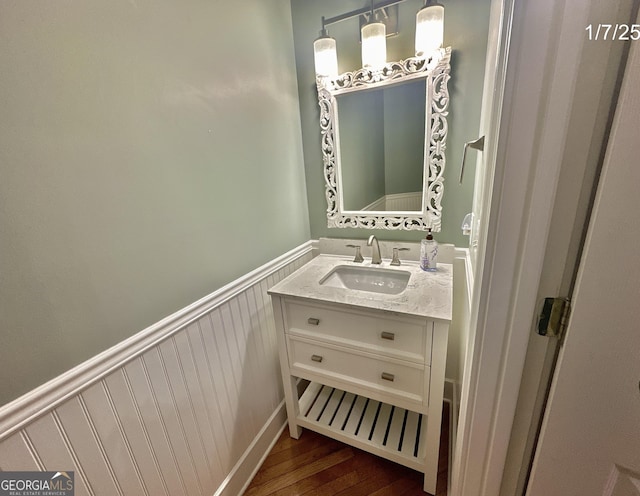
[245,402,449,496]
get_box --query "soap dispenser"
[420,228,438,271]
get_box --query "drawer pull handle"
[311,354,323,363]
[381,331,395,341]
[381,372,395,382]
[307,318,320,326]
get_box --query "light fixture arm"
[319,16,328,37]
[321,0,408,29]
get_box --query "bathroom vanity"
[268,254,452,494]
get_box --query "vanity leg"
[284,376,302,439]
[423,322,449,494]
[271,296,303,439]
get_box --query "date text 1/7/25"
[586,24,640,41]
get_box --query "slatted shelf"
[297,382,428,473]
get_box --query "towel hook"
[459,136,485,183]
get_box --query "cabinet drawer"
[288,337,428,405]
[284,300,431,364]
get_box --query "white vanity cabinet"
[268,256,452,494]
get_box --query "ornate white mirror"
[318,47,450,230]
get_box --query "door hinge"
[536,297,571,339]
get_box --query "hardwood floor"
[245,402,449,496]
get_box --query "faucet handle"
[390,247,410,266]
[346,244,364,263]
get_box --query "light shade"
[313,35,338,78]
[415,3,444,58]
[361,21,386,69]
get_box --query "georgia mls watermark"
[0,472,74,496]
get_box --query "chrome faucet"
[367,235,382,264]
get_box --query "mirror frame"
[318,47,451,231]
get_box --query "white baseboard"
[216,401,287,496]
[446,379,459,496]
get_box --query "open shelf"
[297,382,427,472]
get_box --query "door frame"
[452,0,616,494]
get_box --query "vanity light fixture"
[313,0,445,78]
[313,18,339,78]
[361,1,387,69]
[415,0,445,57]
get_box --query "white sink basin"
[319,265,411,295]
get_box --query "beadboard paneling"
[0,243,314,496]
[385,192,423,211]
[361,192,422,212]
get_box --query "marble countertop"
[268,254,452,322]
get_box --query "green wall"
[291,0,491,244]
[339,90,386,210]
[0,0,309,406]
[384,80,426,196]
[0,0,492,407]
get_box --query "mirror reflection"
[339,78,426,212]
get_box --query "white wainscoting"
[0,242,314,496]
[384,192,422,211]
[361,192,422,212]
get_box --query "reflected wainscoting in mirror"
[318,46,451,231]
